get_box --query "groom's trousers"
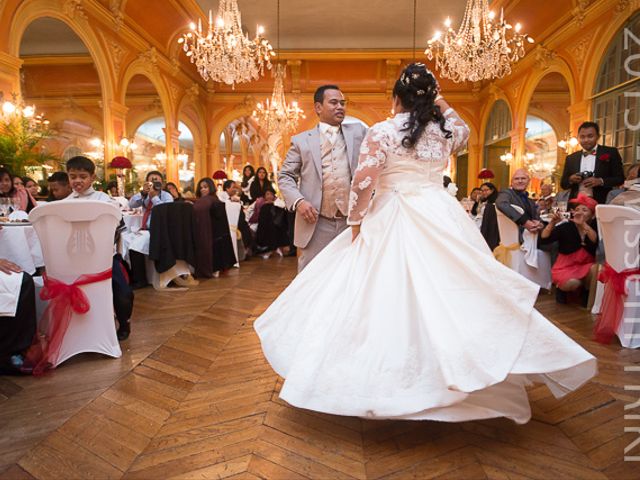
[298,216,348,272]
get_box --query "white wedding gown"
[255,108,597,424]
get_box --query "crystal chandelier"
[178,0,274,87]
[253,64,305,137]
[425,0,534,83]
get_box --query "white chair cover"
[495,209,552,290]
[596,205,640,348]
[224,201,242,267]
[28,201,122,366]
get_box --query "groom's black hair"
[314,85,341,104]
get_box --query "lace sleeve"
[347,125,387,225]
[443,107,470,154]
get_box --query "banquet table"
[0,223,44,274]
[119,213,149,263]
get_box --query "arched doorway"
[483,100,512,189]
[17,17,104,183]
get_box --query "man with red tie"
[560,121,624,205]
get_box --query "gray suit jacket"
[278,122,367,248]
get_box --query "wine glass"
[0,198,9,218]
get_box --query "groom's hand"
[297,200,318,224]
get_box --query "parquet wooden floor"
[1,257,639,479]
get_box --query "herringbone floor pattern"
[1,257,639,479]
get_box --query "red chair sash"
[25,268,112,375]
[593,262,640,344]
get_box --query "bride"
[254,63,596,424]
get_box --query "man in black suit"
[496,168,543,243]
[560,121,625,205]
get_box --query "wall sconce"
[557,134,579,153]
[118,137,138,154]
[499,152,513,164]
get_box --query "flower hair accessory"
[416,89,425,96]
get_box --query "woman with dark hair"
[479,182,500,251]
[255,63,595,424]
[22,177,39,198]
[0,168,36,212]
[193,177,236,277]
[249,167,275,201]
[165,182,184,202]
[240,164,255,204]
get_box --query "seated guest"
[608,163,640,211]
[23,177,39,199]
[256,190,289,259]
[469,187,482,217]
[218,180,241,203]
[240,164,255,204]
[193,178,237,277]
[105,180,118,197]
[479,182,500,251]
[0,167,37,212]
[537,183,554,215]
[249,166,275,201]
[63,156,111,201]
[47,172,72,201]
[560,121,624,204]
[0,255,36,374]
[62,156,134,340]
[165,182,184,202]
[129,170,173,228]
[496,168,543,242]
[539,194,599,306]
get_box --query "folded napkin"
[522,230,539,268]
[8,210,29,221]
[0,271,24,317]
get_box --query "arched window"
[593,12,640,164]
[483,100,512,188]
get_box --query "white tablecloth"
[0,224,44,275]
[119,214,149,264]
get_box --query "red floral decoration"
[109,156,132,169]
[477,168,495,179]
[598,153,611,162]
[212,170,228,180]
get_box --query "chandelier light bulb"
[120,138,130,147]
[2,101,15,115]
[22,106,34,118]
[444,18,451,28]
[257,25,265,35]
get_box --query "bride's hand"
[351,225,361,242]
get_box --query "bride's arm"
[436,95,470,153]
[347,125,388,233]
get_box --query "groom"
[278,85,367,271]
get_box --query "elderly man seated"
[0,256,36,374]
[496,168,543,241]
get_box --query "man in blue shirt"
[129,170,173,228]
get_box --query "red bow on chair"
[25,268,112,375]
[593,263,640,344]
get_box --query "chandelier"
[425,1,534,83]
[253,64,305,137]
[178,0,274,87]
[525,152,556,178]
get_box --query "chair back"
[596,204,640,272]
[29,201,121,282]
[495,209,520,245]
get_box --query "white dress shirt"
[64,188,112,203]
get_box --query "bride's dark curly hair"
[393,63,451,148]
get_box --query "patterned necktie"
[325,126,339,145]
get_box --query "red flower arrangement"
[599,153,610,162]
[477,168,495,179]
[212,170,228,180]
